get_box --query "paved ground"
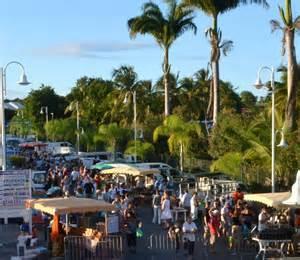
[125,206,257,260]
[0,206,296,259]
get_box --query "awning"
[26,197,115,215]
[101,166,160,176]
[90,163,114,170]
[244,192,291,208]
[19,142,47,148]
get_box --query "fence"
[64,235,124,260]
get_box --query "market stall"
[244,192,291,208]
[26,197,116,232]
[26,197,118,257]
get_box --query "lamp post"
[0,61,30,170]
[254,66,287,193]
[40,106,48,141]
[124,90,137,163]
[50,112,54,120]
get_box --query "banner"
[0,170,31,209]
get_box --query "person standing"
[180,190,192,212]
[258,206,270,232]
[124,202,137,253]
[152,190,161,224]
[190,192,198,221]
[161,191,172,229]
[182,216,197,258]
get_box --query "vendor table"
[252,237,291,259]
[171,207,187,222]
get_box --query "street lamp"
[124,90,137,163]
[254,66,287,193]
[50,112,54,120]
[0,61,30,170]
[40,106,49,141]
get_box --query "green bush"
[10,156,26,169]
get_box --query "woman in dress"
[161,191,172,229]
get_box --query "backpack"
[84,182,94,194]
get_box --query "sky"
[0,0,299,99]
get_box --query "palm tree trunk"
[212,60,220,126]
[206,72,214,120]
[283,22,298,131]
[163,47,170,116]
[211,15,220,126]
[180,142,183,172]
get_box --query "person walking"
[182,216,197,259]
[152,190,161,224]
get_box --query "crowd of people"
[149,186,300,258]
[23,159,300,259]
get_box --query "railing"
[64,235,124,260]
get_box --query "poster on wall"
[106,213,119,234]
[0,170,31,209]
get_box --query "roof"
[4,101,24,111]
[244,192,291,208]
[101,165,160,176]
[26,197,116,215]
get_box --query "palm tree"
[270,0,300,131]
[94,123,130,160]
[183,0,268,126]
[153,115,203,172]
[128,0,197,116]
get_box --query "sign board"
[106,214,119,234]
[0,170,31,209]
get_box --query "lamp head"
[139,131,144,139]
[254,77,264,89]
[123,94,129,104]
[18,72,30,86]
[277,131,288,148]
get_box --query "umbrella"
[90,163,114,170]
[283,170,300,206]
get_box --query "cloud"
[33,41,156,59]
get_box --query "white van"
[46,142,74,155]
[135,163,182,179]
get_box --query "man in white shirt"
[182,216,197,257]
[258,206,269,232]
[180,190,192,211]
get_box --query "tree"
[153,115,203,172]
[183,0,268,125]
[270,0,300,131]
[24,85,67,139]
[44,118,76,144]
[128,0,197,116]
[66,77,114,125]
[125,140,155,161]
[240,91,257,109]
[94,123,130,160]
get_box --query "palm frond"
[270,19,283,32]
[278,6,288,26]
[294,15,300,30]
[220,40,233,56]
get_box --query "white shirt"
[190,196,197,210]
[258,212,268,232]
[182,221,197,242]
[181,193,192,208]
[71,171,80,182]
